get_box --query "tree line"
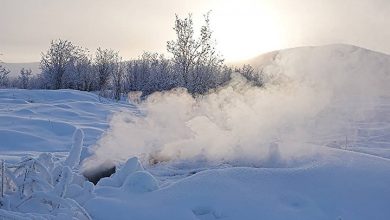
[0,13,263,100]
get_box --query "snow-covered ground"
[1,44,390,219]
[0,89,137,162]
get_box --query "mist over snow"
[83,44,390,171]
[1,45,390,220]
[3,0,390,218]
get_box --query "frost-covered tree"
[167,12,224,94]
[40,39,81,89]
[63,48,95,91]
[147,54,177,93]
[167,13,197,87]
[29,73,47,89]
[77,54,96,91]
[0,60,10,88]
[18,68,32,89]
[124,53,153,94]
[112,58,125,100]
[94,48,120,92]
[124,52,178,96]
[124,60,140,93]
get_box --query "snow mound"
[121,171,159,193]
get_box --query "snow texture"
[1,44,390,219]
[64,128,84,169]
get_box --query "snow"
[120,171,159,193]
[86,147,390,220]
[0,89,137,162]
[64,129,84,169]
[1,44,390,219]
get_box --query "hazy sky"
[1,0,390,62]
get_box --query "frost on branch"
[65,128,84,169]
[0,128,93,219]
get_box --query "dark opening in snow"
[83,165,116,184]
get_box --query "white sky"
[1,0,390,62]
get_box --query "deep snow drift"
[1,44,390,220]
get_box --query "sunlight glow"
[213,0,285,61]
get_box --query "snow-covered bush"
[0,128,93,220]
[237,64,264,87]
[12,157,53,198]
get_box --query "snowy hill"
[249,44,390,156]
[0,44,390,219]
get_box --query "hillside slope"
[250,44,390,156]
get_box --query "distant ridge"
[242,44,390,68]
[2,62,40,77]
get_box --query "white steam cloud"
[83,45,390,171]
